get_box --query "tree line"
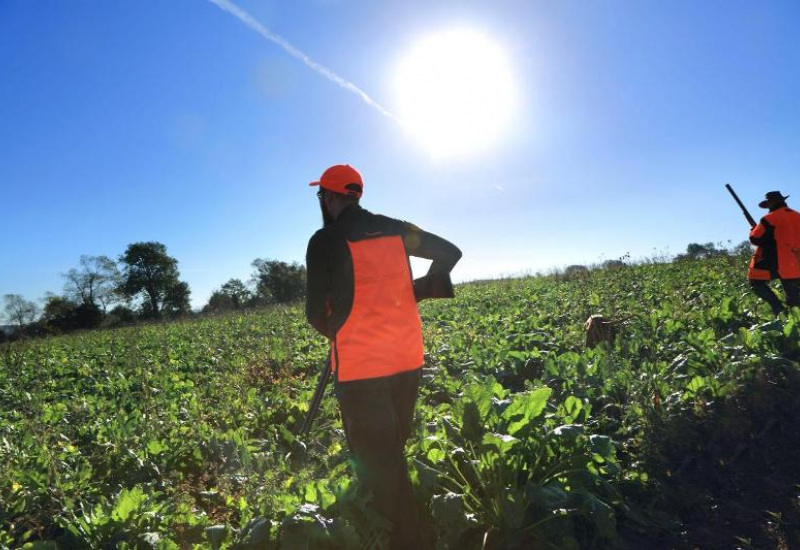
[2,240,749,343]
[1,241,306,341]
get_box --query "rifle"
[299,356,331,436]
[725,183,757,228]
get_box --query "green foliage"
[204,279,254,314]
[119,241,191,318]
[41,295,103,333]
[2,255,799,548]
[251,259,306,304]
[675,242,729,261]
[104,304,137,328]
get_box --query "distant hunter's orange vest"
[748,249,772,281]
[749,207,800,280]
[333,235,424,382]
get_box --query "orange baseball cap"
[309,164,364,198]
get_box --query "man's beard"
[321,201,335,227]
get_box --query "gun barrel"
[300,356,331,436]
[725,184,757,228]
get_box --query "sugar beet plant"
[2,252,800,549]
[414,380,619,549]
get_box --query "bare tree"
[63,255,121,312]
[3,294,39,328]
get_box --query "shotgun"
[725,183,757,228]
[299,356,331,436]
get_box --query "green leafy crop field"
[2,255,800,549]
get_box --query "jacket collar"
[337,203,363,221]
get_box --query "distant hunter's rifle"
[725,183,757,228]
[299,356,331,436]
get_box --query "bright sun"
[393,28,518,158]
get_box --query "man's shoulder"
[767,207,800,222]
[364,210,414,231]
[787,209,800,227]
[309,227,326,241]
[308,227,334,247]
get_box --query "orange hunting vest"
[333,235,424,382]
[749,207,800,280]
[748,249,772,281]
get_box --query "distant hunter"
[748,191,800,315]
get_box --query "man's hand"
[413,272,454,302]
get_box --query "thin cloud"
[206,0,398,122]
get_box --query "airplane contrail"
[206,0,399,123]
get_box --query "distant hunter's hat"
[309,165,364,198]
[759,191,790,208]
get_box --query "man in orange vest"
[305,164,461,549]
[748,191,800,315]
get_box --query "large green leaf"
[460,401,484,443]
[503,387,552,436]
[111,486,146,522]
[432,492,468,527]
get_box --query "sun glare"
[393,28,518,158]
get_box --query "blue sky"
[1,0,799,310]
